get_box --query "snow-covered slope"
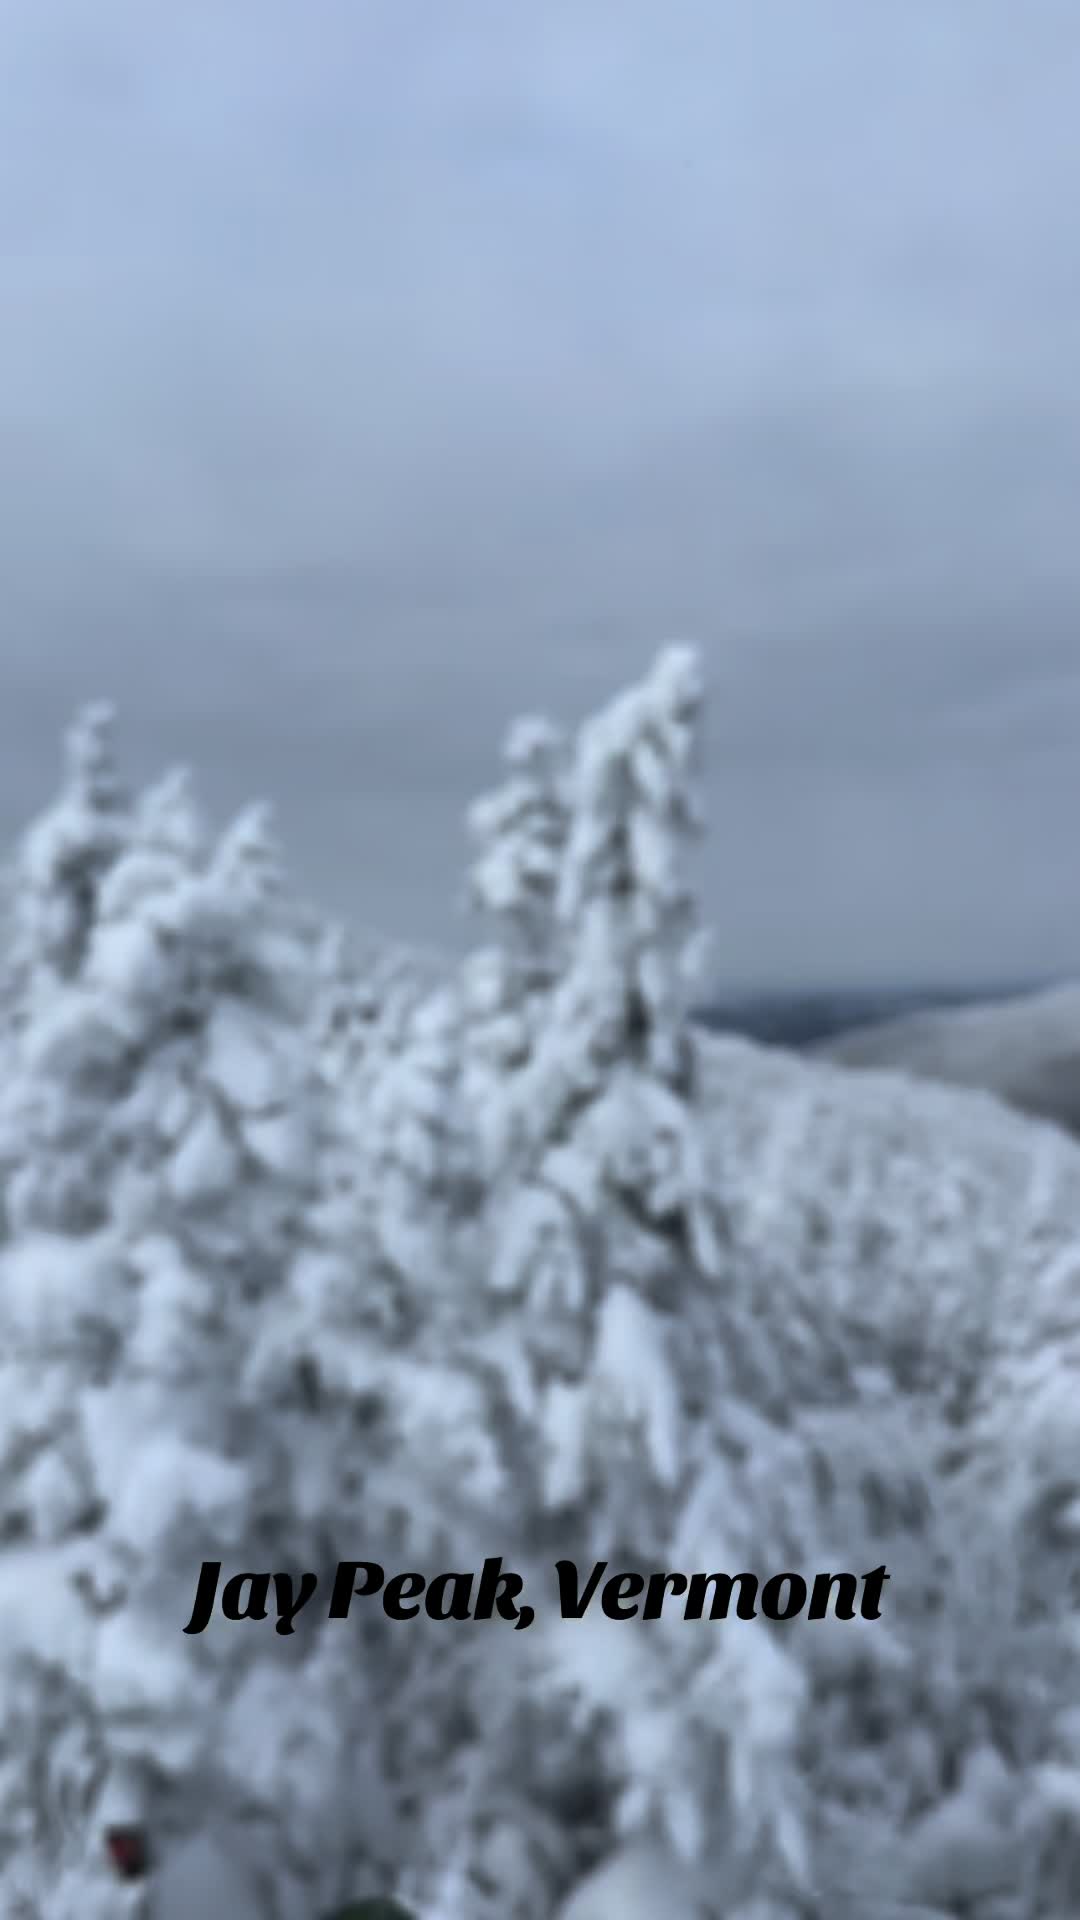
[696,1025,1080,1485]
[815,980,1080,1137]
[701,1020,1080,1270]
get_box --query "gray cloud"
[2,0,1080,984]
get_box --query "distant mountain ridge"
[692,979,1049,1052]
[808,978,1080,1138]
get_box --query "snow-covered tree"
[408,660,743,1913]
[463,653,723,1532]
[0,751,353,1910]
[363,982,469,1286]
[7,701,129,998]
[539,644,706,1108]
[466,712,568,970]
[97,765,207,922]
[458,714,569,1181]
[310,923,380,1090]
[468,650,722,1306]
[72,781,328,1511]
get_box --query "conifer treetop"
[134,766,205,860]
[211,800,281,891]
[466,710,568,942]
[62,701,124,812]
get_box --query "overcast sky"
[2,0,1080,988]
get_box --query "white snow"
[556,1839,710,1919]
[591,1284,681,1489]
[204,1000,289,1113]
[3,654,1080,1920]
[167,1104,239,1203]
[144,1829,270,1920]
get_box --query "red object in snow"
[105,1824,150,1879]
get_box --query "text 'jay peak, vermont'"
[181,1556,890,1634]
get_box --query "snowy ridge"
[817,979,1080,1137]
[699,1025,1080,1352]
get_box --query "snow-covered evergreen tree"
[472,650,722,1319]
[466,712,568,969]
[458,713,569,1181]
[310,922,381,1090]
[538,644,706,1108]
[468,650,723,1527]
[0,751,353,1913]
[0,702,132,1230]
[405,655,737,1915]
[7,702,129,997]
